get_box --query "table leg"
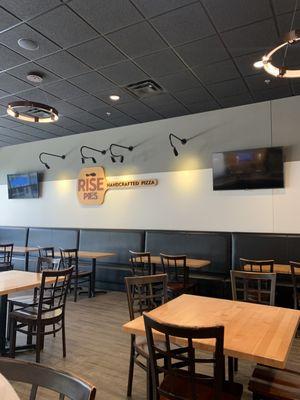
[228,356,235,382]
[0,295,7,355]
[25,252,29,271]
[91,258,106,296]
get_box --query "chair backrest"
[0,243,14,266]
[160,253,188,286]
[231,270,276,306]
[144,313,225,400]
[60,248,78,273]
[290,261,300,310]
[36,256,60,272]
[239,257,274,272]
[0,358,96,400]
[125,274,168,320]
[38,246,55,258]
[129,250,152,276]
[37,267,73,321]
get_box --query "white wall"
[0,161,299,233]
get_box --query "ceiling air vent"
[124,79,164,99]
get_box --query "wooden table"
[12,246,39,271]
[54,250,115,296]
[244,263,299,275]
[0,373,20,400]
[123,294,300,370]
[0,270,64,355]
[149,256,210,270]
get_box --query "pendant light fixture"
[253,0,300,78]
[169,133,187,157]
[80,145,107,164]
[39,152,66,169]
[109,144,133,163]
[7,101,59,123]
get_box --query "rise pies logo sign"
[77,166,158,205]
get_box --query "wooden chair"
[9,267,73,363]
[0,357,96,400]
[0,243,14,271]
[231,270,276,306]
[144,313,243,400]
[239,257,274,272]
[160,253,195,298]
[249,365,300,400]
[38,246,55,258]
[60,248,92,302]
[129,250,152,276]
[290,261,300,310]
[125,274,168,399]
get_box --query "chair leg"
[36,326,42,363]
[62,318,66,358]
[127,342,135,397]
[7,301,13,340]
[74,278,78,302]
[146,359,153,400]
[9,318,17,358]
[89,275,92,298]
[27,324,33,345]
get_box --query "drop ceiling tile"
[0,116,23,128]
[219,93,253,108]
[291,81,300,96]
[68,71,115,95]
[151,3,215,46]
[69,111,113,130]
[94,88,135,105]
[111,115,138,126]
[234,51,265,77]
[0,0,61,20]
[114,100,152,115]
[135,113,162,122]
[0,24,60,59]
[0,7,20,31]
[222,19,278,57]
[19,88,60,104]
[68,94,108,111]
[100,61,148,85]
[277,11,300,36]
[142,93,176,107]
[68,37,126,69]
[272,0,300,15]
[208,78,248,98]
[37,124,73,136]
[176,35,228,67]
[0,94,23,106]
[8,62,60,85]
[51,100,83,117]
[0,104,7,115]
[0,133,23,144]
[30,6,98,48]
[245,75,289,92]
[69,0,143,34]
[252,86,292,102]
[0,72,32,93]
[0,44,28,71]
[272,44,300,68]
[174,86,212,104]
[201,0,272,32]
[36,51,91,78]
[55,116,91,133]
[42,80,87,100]
[158,101,189,118]
[84,119,114,130]
[0,88,9,98]
[193,59,240,85]
[135,49,186,77]
[132,0,194,18]
[12,124,57,139]
[156,70,201,92]
[89,105,126,119]
[187,100,219,113]
[107,21,167,58]
[0,127,36,141]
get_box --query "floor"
[8,291,300,399]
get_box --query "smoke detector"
[26,72,44,83]
[124,79,164,99]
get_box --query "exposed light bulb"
[253,60,264,69]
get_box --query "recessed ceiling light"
[17,38,39,51]
[106,112,111,116]
[26,72,44,83]
[109,95,120,101]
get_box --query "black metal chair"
[38,246,55,258]
[290,261,300,310]
[60,248,92,302]
[129,250,152,276]
[125,274,168,399]
[0,357,96,400]
[239,257,274,272]
[144,313,243,400]
[9,267,73,363]
[0,243,14,271]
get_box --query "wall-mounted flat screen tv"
[212,147,284,190]
[7,172,39,199]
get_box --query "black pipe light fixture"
[109,144,133,163]
[169,133,187,157]
[80,145,107,164]
[39,152,66,169]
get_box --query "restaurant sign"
[77,166,157,205]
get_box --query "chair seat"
[160,371,243,400]
[249,365,300,400]
[135,336,180,358]
[167,281,195,293]
[10,306,62,321]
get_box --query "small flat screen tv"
[7,172,39,199]
[212,147,284,190]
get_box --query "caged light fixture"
[80,145,107,164]
[109,144,133,163]
[168,133,187,157]
[39,152,66,170]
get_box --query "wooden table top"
[132,255,210,269]
[123,294,300,369]
[0,373,20,400]
[243,264,299,275]
[11,246,39,254]
[0,271,63,296]
[54,250,115,259]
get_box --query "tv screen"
[7,172,39,199]
[212,147,284,190]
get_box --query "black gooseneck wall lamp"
[109,144,133,163]
[39,152,66,170]
[80,145,107,164]
[169,133,187,157]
